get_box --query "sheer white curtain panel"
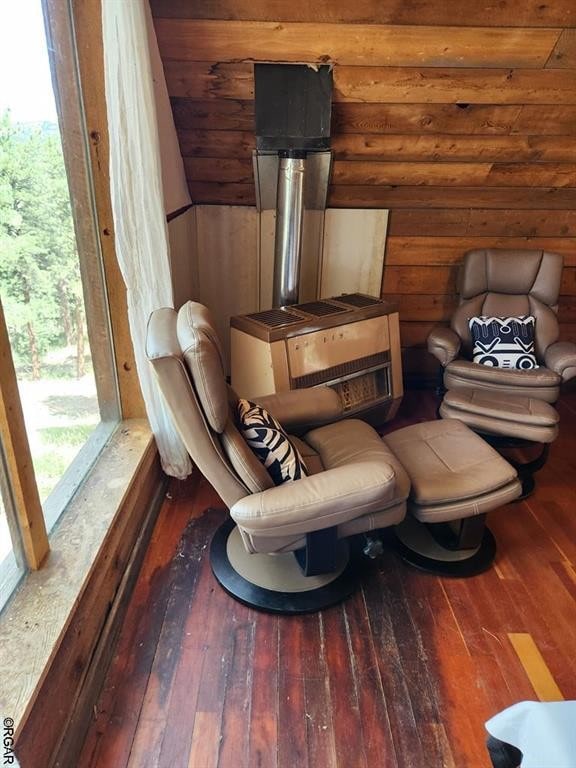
[101,0,192,478]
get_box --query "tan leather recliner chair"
[428,249,576,401]
[146,301,410,613]
[428,249,576,494]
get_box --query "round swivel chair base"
[210,520,359,614]
[394,516,497,577]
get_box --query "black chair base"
[482,435,550,500]
[393,515,497,577]
[210,519,359,614]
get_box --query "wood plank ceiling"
[150,0,576,381]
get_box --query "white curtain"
[102,0,192,478]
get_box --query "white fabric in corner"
[486,701,576,767]
[102,0,192,478]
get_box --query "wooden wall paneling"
[328,186,576,210]
[184,156,253,183]
[183,131,576,164]
[383,266,457,295]
[171,100,576,136]
[332,104,524,136]
[333,67,576,105]
[320,209,388,298]
[388,209,576,237]
[187,184,576,210]
[512,105,576,135]
[561,268,576,296]
[171,98,254,131]
[187,158,576,188]
[164,61,254,100]
[385,237,576,266]
[337,103,576,135]
[167,206,198,309]
[546,29,576,69]
[195,205,259,371]
[399,322,446,348]
[161,64,576,107]
[178,129,255,158]
[188,182,255,206]
[331,134,576,163]
[335,161,489,187]
[389,295,457,322]
[154,19,560,68]
[150,0,576,28]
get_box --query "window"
[0,0,120,608]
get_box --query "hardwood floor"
[78,389,576,768]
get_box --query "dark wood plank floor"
[78,389,576,768]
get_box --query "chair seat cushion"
[446,359,559,387]
[304,418,411,503]
[382,419,518,507]
[445,359,561,402]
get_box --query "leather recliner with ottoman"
[146,301,522,613]
[428,249,576,495]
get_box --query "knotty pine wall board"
[183,182,576,211]
[151,2,576,384]
[382,265,576,296]
[150,0,576,27]
[171,100,576,137]
[385,237,576,266]
[388,209,576,237]
[154,19,561,69]
[164,63,576,104]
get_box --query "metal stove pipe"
[273,154,306,307]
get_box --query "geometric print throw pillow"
[237,399,308,486]
[468,315,539,370]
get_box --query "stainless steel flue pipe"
[272,154,306,307]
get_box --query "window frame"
[0,0,145,588]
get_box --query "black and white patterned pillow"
[469,315,538,370]
[237,399,308,485]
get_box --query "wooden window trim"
[0,298,49,570]
[69,0,146,419]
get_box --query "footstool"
[382,419,522,576]
[439,389,559,495]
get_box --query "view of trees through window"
[0,111,99,503]
[0,0,100,570]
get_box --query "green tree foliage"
[0,110,84,379]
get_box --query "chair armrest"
[230,461,398,536]
[253,387,344,431]
[544,341,576,383]
[427,327,461,366]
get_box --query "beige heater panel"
[286,316,389,379]
[231,330,292,399]
[230,296,403,422]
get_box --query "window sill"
[0,418,157,730]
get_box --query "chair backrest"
[451,249,563,360]
[146,301,273,507]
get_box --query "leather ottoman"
[382,418,522,575]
